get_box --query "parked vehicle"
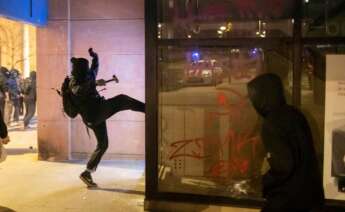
[184,60,223,86]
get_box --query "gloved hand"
[96,79,106,86]
[261,153,271,175]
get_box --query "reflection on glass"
[158,0,295,39]
[303,0,345,37]
[301,45,345,173]
[301,45,345,198]
[158,46,292,199]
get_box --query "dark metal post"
[145,0,158,201]
[292,0,303,106]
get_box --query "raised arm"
[88,48,99,78]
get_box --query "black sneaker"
[80,171,97,188]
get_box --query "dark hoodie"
[69,53,100,124]
[247,73,324,211]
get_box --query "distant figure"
[1,68,11,125]
[0,67,9,118]
[66,48,145,187]
[22,71,37,129]
[0,107,9,141]
[0,106,10,162]
[247,73,324,212]
[17,72,25,116]
[7,69,21,123]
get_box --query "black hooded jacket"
[69,53,101,124]
[247,73,324,210]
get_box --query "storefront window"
[147,0,345,209]
[303,0,345,37]
[302,45,345,200]
[301,45,327,164]
[158,46,292,199]
[157,0,296,39]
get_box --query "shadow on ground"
[93,187,144,195]
[6,148,37,155]
[0,206,16,212]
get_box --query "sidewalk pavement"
[0,153,145,212]
[0,122,260,212]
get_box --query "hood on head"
[71,57,89,80]
[247,73,286,117]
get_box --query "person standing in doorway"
[247,73,324,212]
[65,48,145,187]
[22,71,37,129]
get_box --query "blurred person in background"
[22,71,37,129]
[17,72,25,116]
[0,67,9,119]
[0,101,10,163]
[7,69,21,124]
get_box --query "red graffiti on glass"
[167,88,261,177]
[169,138,209,160]
[206,88,248,128]
[209,129,260,177]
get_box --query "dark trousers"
[11,99,20,122]
[24,100,36,127]
[86,94,145,171]
[0,99,5,119]
[19,96,24,116]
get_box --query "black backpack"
[61,77,79,118]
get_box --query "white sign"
[324,55,345,200]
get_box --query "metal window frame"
[145,0,345,208]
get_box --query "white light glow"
[220,26,226,31]
[23,25,30,78]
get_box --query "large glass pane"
[158,0,296,39]
[303,45,345,200]
[303,0,345,37]
[158,46,292,199]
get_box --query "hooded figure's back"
[247,73,324,211]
